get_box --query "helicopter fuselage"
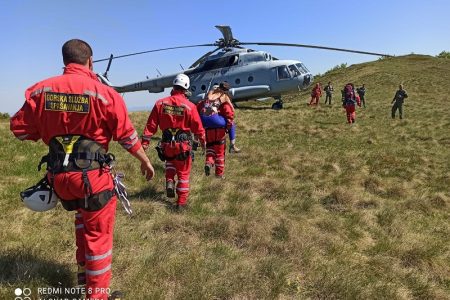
[115,49,313,104]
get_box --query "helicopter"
[95,25,390,110]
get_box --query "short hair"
[62,39,93,66]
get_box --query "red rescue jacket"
[10,63,140,153]
[142,90,205,145]
[311,84,322,97]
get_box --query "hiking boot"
[204,164,211,176]
[229,144,241,153]
[166,181,175,198]
[108,291,124,300]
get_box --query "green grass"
[1,54,449,299]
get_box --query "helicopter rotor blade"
[103,54,114,79]
[215,25,234,44]
[240,42,391,57]
[93,44,215,63]
[189,47,221,68]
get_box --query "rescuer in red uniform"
[197,82,235,178]
[342,83,361,123]
[309,82,322,105]
[142,74,205,211]
[10,39,155,300]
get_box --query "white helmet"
[173,74,190,90]
[20,178,59,212]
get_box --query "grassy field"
[0,54,449,299]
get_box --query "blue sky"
[1,0,449,114]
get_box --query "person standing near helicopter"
[342,83,361,123]
[324,81,334,105]
[10,39,155,300]
[197,82,235,178]
[309,82,322,105]
[142,74,205,211]
[205,84,241,153]
[391,84,408,119]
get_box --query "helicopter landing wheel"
[271,99,283,110]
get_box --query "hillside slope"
[1,55,449,299]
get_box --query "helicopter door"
[277,65,292,81]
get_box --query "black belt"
[60,189,115,212]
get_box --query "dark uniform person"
[324,81,334,105]
[391,84,408,119]
[357,84,366,108]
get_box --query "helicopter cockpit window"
[230,55,238,66]
[244,54,265,64]
[200,55,238,73]
[296,63,310,74]
[288,64,301,77]
[277,66,291,80]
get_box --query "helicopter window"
[248,76,254,82]
[230,55,238,65]
[199,55,238,73]
[201,85,206,91]
[235,78,241,85]
[288,64,301,77]
[296,63,309,74]
[277,66,291,80]
[244,54,265,64]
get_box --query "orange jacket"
[10,63,140,153]
[142,90,205,145]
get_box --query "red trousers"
[206,143,226,176]
[205,128,226,176]
[309,96,320,105]
[345,105,356,123]
[165,157,192,205]
[53,169,116,300]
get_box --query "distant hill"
[1,55,449,299]
[293,54,450,105]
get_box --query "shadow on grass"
[131,184,174,210]
[0,251,81,298]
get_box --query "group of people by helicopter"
[9,38,407,299]
[141,75,241,211]
[308,81,407,123]
[10,39,244,299]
